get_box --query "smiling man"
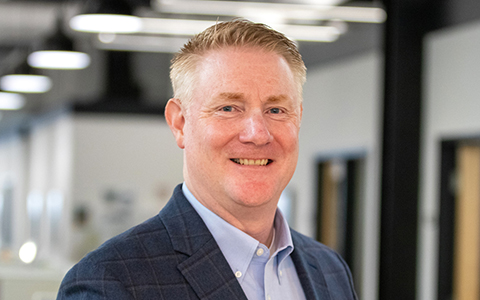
[57,19,357,300]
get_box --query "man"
[57,19,357,300]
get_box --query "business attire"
[182,183,306,300]
[57,184,357,300]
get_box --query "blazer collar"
[159,185,248,300]
[291,232,332,300]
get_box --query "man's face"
[170,47,302,214]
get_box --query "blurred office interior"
[0,0,479,299]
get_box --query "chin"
[228,182,282,208]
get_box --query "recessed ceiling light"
[28,51,91,70]
[28,50,90,70]
[1,75,52,93]
[0,92,26,110]
[29,16,91,70]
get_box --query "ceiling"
[0,0,384,137]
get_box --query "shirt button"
[235,271,242,278]
[279,270,283,276]
[267,295,271,300]
[256,248,264,256]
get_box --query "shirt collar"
[182,183,295,279]
[272,207,295,265]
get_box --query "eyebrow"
[266,95,289,103]
[215,93,290,103]
[216,92,244,100]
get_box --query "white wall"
[68,114,184,259]
[293,50,383,300]
[26,114,74,264]
[0,113,74,263]
[0,133,28,254]
[420,19,480,300]
[0,114,73,300]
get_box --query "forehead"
[193,47,297,100]
[199,46,290,73]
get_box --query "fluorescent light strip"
[153,0,386,23]
[301,0,348,4]
[95,28,338,53]
[141,18,217,36]
[0,75,52,93]
[276,24,340,42]
[0,92,26,110]
[28,51,91,70]
[70,14,143,33]
[141,18,339,42]
[317,6,387,23]
[96,34,189,53]
[95,20,339,52]
[154,0,342,15]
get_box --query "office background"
[0,0,479,299]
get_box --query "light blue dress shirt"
[182,183,306,300]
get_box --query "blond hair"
[170,19,306,107]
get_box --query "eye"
[221,106,234,112]
[269,107,281,114]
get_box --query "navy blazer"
[57,185,357,299]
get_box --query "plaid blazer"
[57,184,357,300]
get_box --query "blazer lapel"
[291,234,332,300]
[160,185,248,300]
[177,238,248,300]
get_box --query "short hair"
[170,19,306,107]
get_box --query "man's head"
[170,19,306,109]
[165,19,305,222]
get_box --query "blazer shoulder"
[58,214,173,298]
[66,214,168,275]
[97,214,168,258]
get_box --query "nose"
[239,111,273,146]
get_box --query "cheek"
[274,123,300,148]
[183,119,205,156]
[184,119,230,154]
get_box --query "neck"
[199,195,277,245]
[237,211,276,246]
[234,213,276,246]
[184,180,279,245]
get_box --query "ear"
[165,98,186,149]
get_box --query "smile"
[231,158,272,166]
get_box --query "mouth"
[231,158,273,166]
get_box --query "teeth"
[232,158,269,166]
